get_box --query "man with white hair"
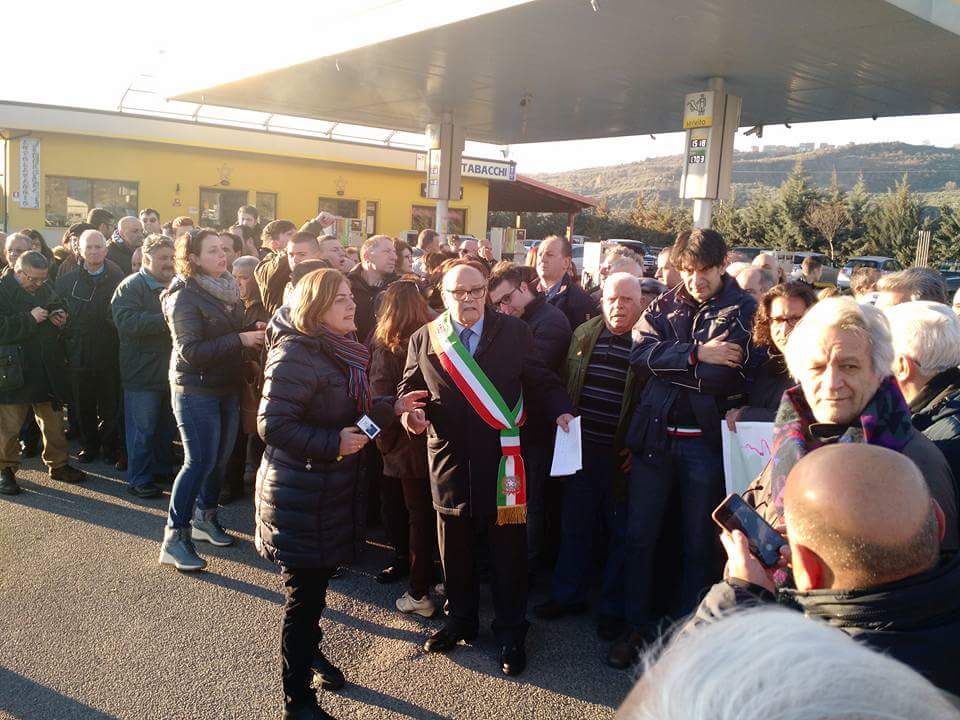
[535,273,645,644]
[3,233,31,273]
[617,606,960,720]
[752,251,783,283]
[886,301,960,477]
[107,216,145,275]
[743,296,959,553]
[875,267,948,309]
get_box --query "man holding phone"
[692,443,960,698]
[0,251,84,494]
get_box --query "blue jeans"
[625,436,724,631]
[550,446,627,619]
[167,391,239,529]
[124,389,177,488]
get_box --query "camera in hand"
[712,493,788,568]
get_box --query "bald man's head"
[784,444,940,589]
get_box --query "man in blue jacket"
[612,228,757,668]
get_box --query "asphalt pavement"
[0,452,633,720]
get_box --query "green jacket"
[0,271,71,405]
[111,270,172,391]
[563,315,640,451]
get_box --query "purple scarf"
[317,323,371,413]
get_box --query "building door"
[200,188,249,229]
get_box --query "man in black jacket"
[0,252,84,494]
[253,220,298,316]
[616,228,757,668]
[536,235,598,331]
[399,262,574,677]
[56,230,126,464]
[694,443,960,698]
[347,234,397,344]
[106,216,144,276]
[489,264,572,571]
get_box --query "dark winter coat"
[111,269,172,392]
[910,367,960,482]
[370,342,428,480]
[106,241,135,276]
[399,309,573,517]
[520,295,572,445]
[253,251,289,317]
[738,352,794,423]
[626,274,758,458]
[544,273,599,332]
[55,263,125,373]
[0,272,71,405]
[347,265,397,344]
[255,308,392,568]
[161,275,246,394]
[691,554,960,697]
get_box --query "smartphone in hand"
[712,493,787,568]
[356,414,382,440]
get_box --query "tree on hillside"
[712,193,743,245]
[804,171,850,263]
[738,187,783,248]
[933,204,960,266]
[778,159,823,251]
[845,173,872,256]
[863,174,925,267]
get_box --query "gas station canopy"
[172,0,960,145]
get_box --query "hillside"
[531,142,960,210]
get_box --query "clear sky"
[4,1,960,176]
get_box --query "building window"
[45,176,138,228]
[318,197,360,218]
[365,201,378,236]
[411,205,466,234]
[200,188,249,229]
[256,192,277,223]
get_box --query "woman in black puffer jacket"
[256,268,422,720]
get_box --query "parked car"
[939,264,960,293]
[787,252,839,285]
[837,256,900,289]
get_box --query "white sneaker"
[396,591,437,618]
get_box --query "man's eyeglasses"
[491,285,518,308]
[443,285,486,301]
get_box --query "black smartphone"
[44,302,65,315]
[712,493,788,568]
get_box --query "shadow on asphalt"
[333,684,449,720]
[0,666,119,719]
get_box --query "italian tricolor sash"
[428,311,527,525]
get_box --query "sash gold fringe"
[496,505,527,526]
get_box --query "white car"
[837,256,900,289]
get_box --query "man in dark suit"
[399,261,574,677]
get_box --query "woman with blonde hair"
[256,268,424,720]
[369,281,438,614]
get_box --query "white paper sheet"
[721,421,775,496]
[550,416,583,476]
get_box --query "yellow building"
[0,101,520,244]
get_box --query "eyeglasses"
[491,285,518,308]
[443,285,486,301]
[771,315,804,327]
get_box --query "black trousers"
[280,565,334,707]
[382,475,438,598]
[438,512,529,644]
[71,367,120,455]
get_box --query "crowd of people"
[2,205,959,720]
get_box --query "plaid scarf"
[111,228,124,245]
[769,376,913,520]
[317,323,371,413]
